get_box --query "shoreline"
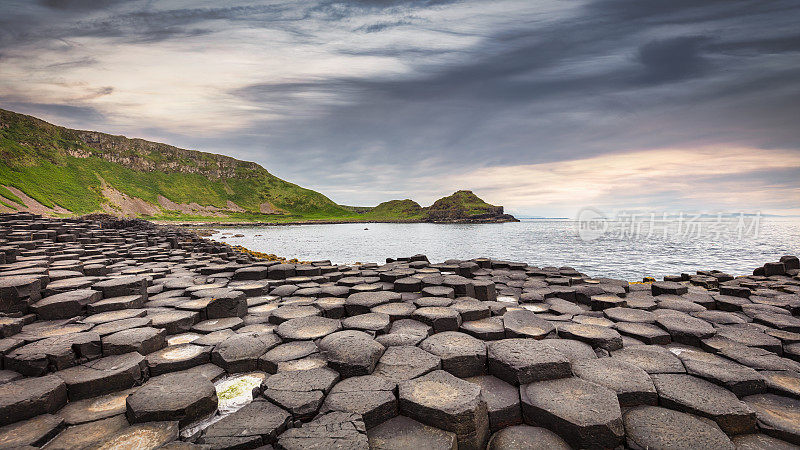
[159,217,521,228]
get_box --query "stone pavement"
[0,212,799,448]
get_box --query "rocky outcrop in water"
[0,212,798,448]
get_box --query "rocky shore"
[0,212,799,449]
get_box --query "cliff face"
[75,131,261,180]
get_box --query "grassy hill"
[359,191,516,222]
[0,108,354,221]
[0,108,516,223]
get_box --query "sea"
[208,217,800,281]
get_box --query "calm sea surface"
[208,218,800,281]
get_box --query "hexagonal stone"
[652,373,756,434]
[146,343,212,376]
[322,375,397,429]
[92,276,147,298]
[276,316,341,341]
[465,375,522,432]
[411,307,462,333]
[0,413,64,448]
[572,358,657,406]
[541,338,597,362]
[42,413,128,450]
[346,291,401,316]
[319,330,385,377]
[0,374,67,426]
[192,317,244,334]
[673,347,765,397]
[91,421,178,450]
[558,323,623,351]
[368,415,457,450]
[732,433,798,449]
[419,331,486,378]
[83,308,146,325]
[461,317,505,341]
[91,317,153,336]
[374,345,441,384]
[521,377,624,448]
[760,370,800,399]
[652,281,688,296]
[276,411,368,449]
[744,394,800,444]
[87,295,145,314]
[623,406,733,450]
[342,312,392,334]
[5,331,101,376]
[487,425,570,450]
[148,310,198,334]
[614,322,671,344]
[399,370,489,450]
[0,275,42,313]
[31,289,102,320]
[126,371,218,427]
[656,314,716,346]
[55,351,147,401]
[415,296,454,308]
[56,387,137,425]
[102,327,166,356]
[611,346,685,374]
[259,340,318,373]
[269,304,320,324]
[263,367,340,419]
[502,309,556,339]
[199,400,290,447]
[211,333,280,373]
[487,338,571,386]
[372,302,416,321]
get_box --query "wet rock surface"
[0,214,797,448]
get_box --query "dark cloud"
[638,36,710,84]
[0,102,104,124]
[2,0,799,211]
[40,0,124,10]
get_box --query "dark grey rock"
[521,377,624,448]
[487,338,571,386]
[126,371,218,427]
[399,370,489,450]
[623,406,733,450]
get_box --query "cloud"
[435,146,800,215]
[0,0,798,215]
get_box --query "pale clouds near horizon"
[1,0,799,216]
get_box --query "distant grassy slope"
[0,108,354,220]
[361,199,425,220]
[355,191,516,222]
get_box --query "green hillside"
[358,191,516,222]
[0,108,354,221]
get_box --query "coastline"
[158,216,521,228]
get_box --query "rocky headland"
[1,212,799,448]
[0,108,515,224]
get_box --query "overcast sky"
[1,0,799,217]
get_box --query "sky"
[1,0,799,217]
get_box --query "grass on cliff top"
[428,190,499,215]
[0,108,353,219]
[360,199,425,220]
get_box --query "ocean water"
[208,218,800,281]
